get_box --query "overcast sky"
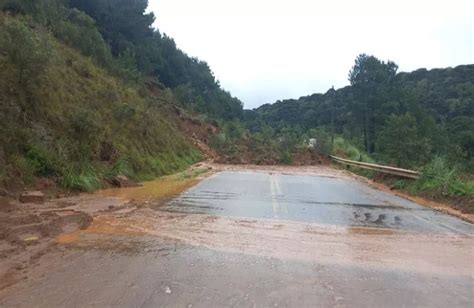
[148,0,474,109]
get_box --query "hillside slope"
[0,13,203,192]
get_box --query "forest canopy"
[246,55,474,171]
[0,0,243,120]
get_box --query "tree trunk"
[368,99,376,154]
[369,115,375,153]
[363,120,368,153]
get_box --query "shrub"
[68,109,102,159]
[378,113,432,168]
[104,157,132,181]
[0,0,65,28]
[334,137,361,160]
[10,155,36,184]
[24,144,59,177]
[0,0,27,14]
[346,145,361,161]
[0,18,51,90]
[111,49,141,82]
[55,9,112,66]
[279,151,292,164]
[61,166,101,192]
[306,128,332,155]
[414,157,474,197]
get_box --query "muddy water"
[94,175,201,203]
[56,174,204,244]
[56,210,474,277]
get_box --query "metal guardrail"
[330,155,421,179]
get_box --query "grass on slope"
[0,14,202,192]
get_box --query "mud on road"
[0,165,211,291]
[0,163,473,307]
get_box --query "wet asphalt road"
[1,169,473,307]
[2,239,472,307]
[164,171,473,235]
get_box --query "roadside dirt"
[204,162,348,178]
[345,174,474,224]
[0,196,93,290]
[175,113,219,161]
[367,173,474,215]
[215,142,330,166]
[0,164,212,291]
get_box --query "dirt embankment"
[176,116,219,161]
[157,101,330,167]
[205,162,347,178]
[214,140,331,166]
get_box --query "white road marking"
[270,174,288,216]
[270,174,279,218]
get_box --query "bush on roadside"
[413,157,474,197]
[61,165,101,192]
[24,144,59,177]
[306,128,333,156]
[279,151,292,165]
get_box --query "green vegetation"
[4,0,243,119]
[412,157,474,198]
[239,55,473,197]
[0,9,203,191]
[333,137,373,163]
[249,57,473,171]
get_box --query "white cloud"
[148,0,474,109]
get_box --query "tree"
[378,113,431,168]
[348,54,398,153]
[0,19,51,91]
[55,8,111,65]
[69,0,155,56]
[448,116,474,160]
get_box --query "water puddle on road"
[56,215,149,245]
[56,170,209,245]
[94,176,201,203]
